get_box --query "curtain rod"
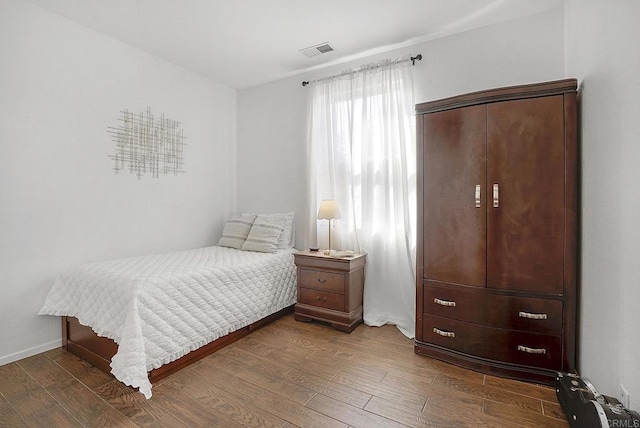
[301,54,422,87]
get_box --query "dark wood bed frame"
[61,305,294,383]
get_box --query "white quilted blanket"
[39,246,297,398]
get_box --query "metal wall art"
[107,108,186,179]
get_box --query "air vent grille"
[316,44,334,54]
[299,42,335,58]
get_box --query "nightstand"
[293,250,366,333]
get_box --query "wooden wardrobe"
[414,79,577,384]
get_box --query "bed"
[39,213,298,398]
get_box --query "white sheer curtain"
[305,58,417,338]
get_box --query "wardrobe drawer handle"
[317,278,327,284]
[518,311,548,320]
[433,328,455,338]
[517,345,546,355]
[434,298,456,307]
[315,296,327,303]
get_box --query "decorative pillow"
[277,212,295,249]
[217,213,257,249]
[249,212,295,249]
[242,215,285,253]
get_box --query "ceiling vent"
[299,42,335,58]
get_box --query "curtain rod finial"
[302,81,309,87]
[411,54,423,66]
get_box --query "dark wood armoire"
[414,79,578,384]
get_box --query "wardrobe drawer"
[423,315,562,370]
[424,283,563,335]
[299,288,344,311]
[486,295,563,335]
[424,283,485,324]
[503,329,562,371]
[422,315,487,357]
[300,269,344,293]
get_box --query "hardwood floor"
[0,315,568,427]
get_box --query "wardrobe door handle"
[493,183,499,208]
[475,185,481,208]
[517,345,546,355]
[434,298,456,307]
[519,311,548,320]
[433,328,455,338]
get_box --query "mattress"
[39,246,297,398]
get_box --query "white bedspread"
[39,246,297,398]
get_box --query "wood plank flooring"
[0,315,569,427]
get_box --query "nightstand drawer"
[300,269,344,293]
[299,288,344,311]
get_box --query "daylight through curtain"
[305,58,417,337]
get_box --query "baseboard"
[0,339,62,366]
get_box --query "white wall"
[565,0,640,406]
[237,83,308,245]
[238,8,565,247]
[0,0,237,364]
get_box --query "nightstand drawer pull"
[517,345,546,355]
[315,295,327,303]
[433,328,455,338]
[434,298,456,307]
[317,278,327,284]
[518,311,548,320]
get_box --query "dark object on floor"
[556,372,640,428]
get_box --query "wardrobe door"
[486,96,565,294]
[423,105,486,287]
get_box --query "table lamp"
[317,199,341,255]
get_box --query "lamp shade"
[317,199,341,220]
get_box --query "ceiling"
[26,0,564,89]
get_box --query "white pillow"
[275,212,295,248]
[236,212,295,249]
[217,213,257,249]
[242,215,285,253]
